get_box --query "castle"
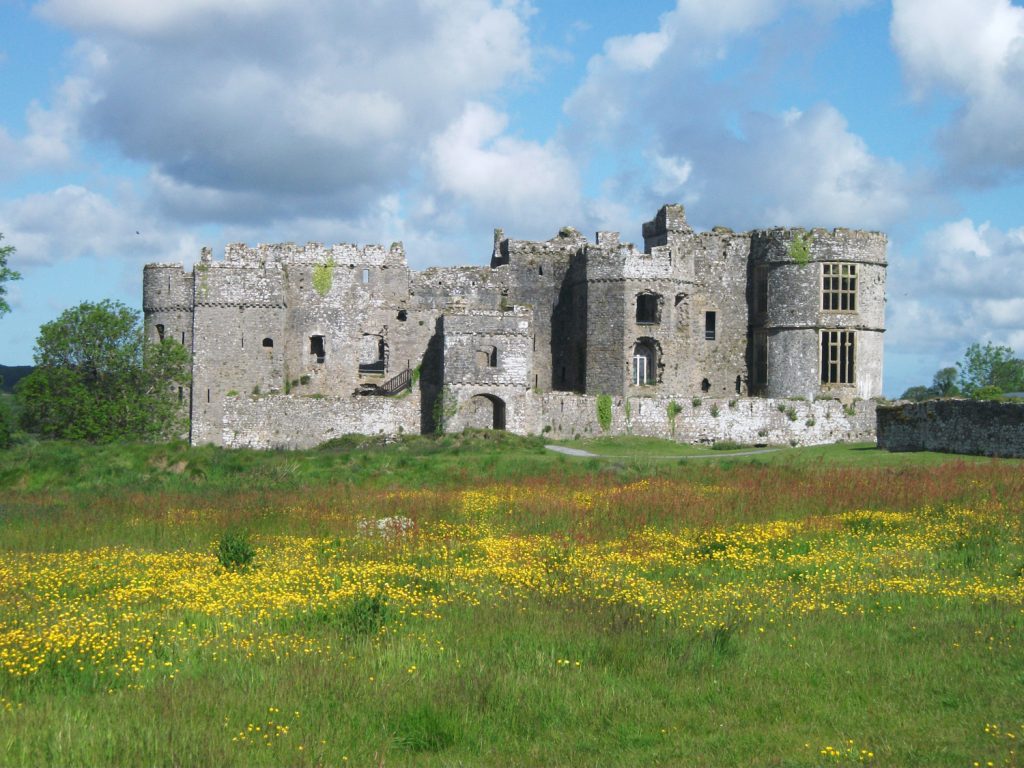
[143,204,887,449]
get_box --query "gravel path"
[544,444,779,460]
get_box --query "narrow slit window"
[361,268,370,284]
[820,330,855,384]
[705,311,717,340]
[822,263,857,311]
[754,265,768,314]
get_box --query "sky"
[1,0,1023,397]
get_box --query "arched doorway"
[467,394,507,430]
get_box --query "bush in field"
[217,530,255,570]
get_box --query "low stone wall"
[221,392,421,449]
[533,393,877,447]
[877,400,1024,457]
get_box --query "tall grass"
[0,437,1022,765]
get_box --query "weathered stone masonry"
[143,204,887,449]
[877,400,1024,458]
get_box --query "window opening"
[754,265,768,314]
[181,331,185,344]
[632,342,655,385]
[262,338,273,348]
[397,310,407,321]
[241,334,244,349]
[310,335,326,363]
[705,311,717,340]
[701,378,711,393]
[735,375,742,394]
[752,332,768,387]
[178,386,183,403]
[475,346,497,368]
[636,293,660,325]
[361,268,370,284]
[155,324,165,341]
[821,330,855,384]
[538,264,544,276]
[822,263,857,311]
[359,334,386,374]
[207,388,211,403]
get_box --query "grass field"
[1,434,1022,766]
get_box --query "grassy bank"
[0,436,1022,765]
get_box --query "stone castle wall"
[877,400,1024,457]
[143,203,888,449]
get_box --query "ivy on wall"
[312,257,336,296]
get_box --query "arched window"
[262,338,273,348]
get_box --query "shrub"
[785,407,798,422]
[597,394,612,432]
[217,530,256,570]
[710,404,720,417]
[691,397,702,408]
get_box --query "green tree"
[956,342,1022,397]
[0,233,21,317]
[931,366,960,397]
[899,385,933,402]
[17,300,190,441]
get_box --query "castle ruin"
[143,204,887,448]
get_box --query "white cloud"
[888,219,1024,365]
[891,0,1024,179]
[31,0,535,223]
[0,72,96,179]
[563,0,910,232]
[428,102,582,232]
[0,185,200,267]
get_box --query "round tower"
[142,263,195,349]
[751,228,886,401]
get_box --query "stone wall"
[877,400,1024,457]
[530,393,877,446]
[221,391,421,449]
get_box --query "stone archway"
[467,393,507,430]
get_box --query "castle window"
[632,342,656,385]
[822,263,856,311]
[701,378,711,393]
[475,346,498,368]
[397,310,407,321]
[705,311,717,340]
[636,293,661,325]
[156,324,165,341]
[262,338,273,348]
[359,334,386,374]
[754,265,768,314]
[821,330,855,385]
[310,335,326,363]
[361,268,370,284]
[752,331,768,387]
[181,331,185,344]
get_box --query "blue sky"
[2,0,1023,397]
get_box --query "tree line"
[900,342,1024,401]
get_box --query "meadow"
[0,434,1022,766]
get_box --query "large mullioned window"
[821,330,855,385]
[822,263,857,311]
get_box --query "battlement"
[751,227,888,265]
[221,240,407,269]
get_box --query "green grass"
[0,435,1022,765]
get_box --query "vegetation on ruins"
[596,393,613,431]
[16,300,190,441]
[0,434,1021,766]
